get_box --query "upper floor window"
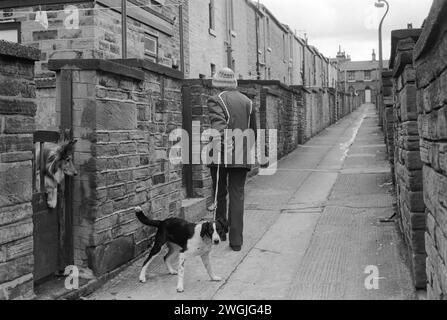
[144,33,158,62]
[209,0,215,30]
[210,63,216,77]
[348,71,355,81]
[0,22,21,43]
[364,70,371,81]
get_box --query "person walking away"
[207,68,257,252]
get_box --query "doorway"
[365,89,372,103]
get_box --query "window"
[210,63,216,77]
[364,70,371,81]
[348,71,355,81]
[0,22,21,43]
[209,0,215,30]
[144,33,158,62]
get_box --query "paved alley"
[87,104,416,300]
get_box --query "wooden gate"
[32,130,74,283]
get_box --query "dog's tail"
[135,207,161,228]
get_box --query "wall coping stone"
[393,50,415,79]
[48,59,145,81]
[389,29,422,69]
[112,59,184,80]
[414,0,447,61]
[0,40,41,61]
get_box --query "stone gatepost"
[0,41,40,300]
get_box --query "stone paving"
[87,104,416,300]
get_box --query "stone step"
[180,198,210,223]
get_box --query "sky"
[259,0,433,61]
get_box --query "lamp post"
[375,0,389,108]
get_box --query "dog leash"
[211,152,221,221]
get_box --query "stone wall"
[0,41,40,300]
[382,70,395,182]
[391,34,426,289]
[414,0,447,300]
[302,89,350,141]
[48,58,184,276]
[183,79,357,205]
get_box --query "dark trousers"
[210,167,248,248]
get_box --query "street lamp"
[375,0,389,110]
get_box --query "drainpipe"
[179,4,185,73]
[121,0,127,59]
[225,0,233,69]
[255,1,260,79]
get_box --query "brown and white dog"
[42,139,78,208]
[135,206,229,293]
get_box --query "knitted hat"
[212,68,238,89]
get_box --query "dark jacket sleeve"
[207,96,228,136]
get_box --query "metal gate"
[32,130,73,283]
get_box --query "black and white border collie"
[135,206,229,293]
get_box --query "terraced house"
[188,0,338,90]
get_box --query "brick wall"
[0,41,40,300]
[414,0,447,300]
[391,34,426,289]
[48,59,184,276]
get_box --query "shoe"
[230,246,242,252]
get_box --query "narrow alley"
[88,104,415,300]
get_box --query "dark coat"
[207,89,257,170]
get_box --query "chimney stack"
[372,49,376,61]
